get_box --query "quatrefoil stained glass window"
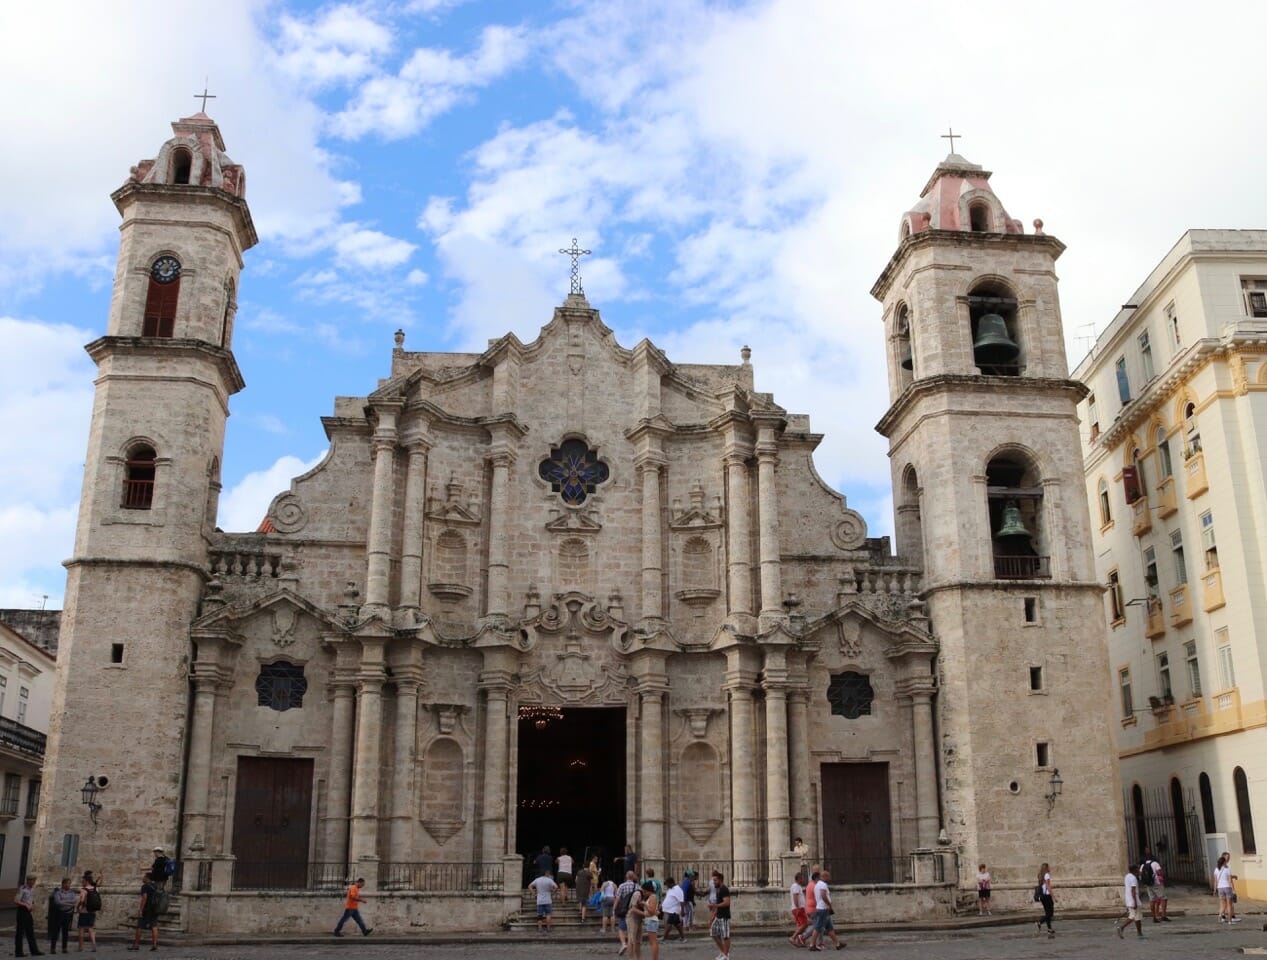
[538,439,610,506]
[255,661,308,712]
[827,672,874,719]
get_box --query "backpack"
[615,888,635,918]
[149,887,170,916]
[164,859,177,878]
[1139,860,1155,886]
[1032,883,1043,903]
[85,887,103,912]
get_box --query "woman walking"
[1215,854,1240,923]
[1035,863,1055,938]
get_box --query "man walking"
[808,868,844,951]
[332,877,372,937]
[614,870,639,955]
[708,870,731,960]
[661,877,685,942]
[1113,861,1146,939]
[126,873,160,952]
[529,870,558,934]
[14,875,42,957]
[789,870,811,946]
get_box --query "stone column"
[763,681,791,859]
[183,668,221,851]
[638,457,665,620]
[908,681,940,847]
[725,672,759,863]
[323,676,356,863]
[755,429,782,621]
[724,452,753,617]
[485,450,514,618]
[636,675,669,872]
[786,688,814,849]
[388,677,421,856]
[364,402,402,617]
[349,657,386,872]
[397,436,430,615]
[479,666,514,863]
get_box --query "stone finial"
[1032,218,1044,236]
[394,328,406,349]
[741,345,752,364]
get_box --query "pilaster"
[363,401,403,618]
[397,430,431,619]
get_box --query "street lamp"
[81,775,105,825]
[1045,768,1064,813]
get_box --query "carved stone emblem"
[837,619,863,659]
[271,607,298,647]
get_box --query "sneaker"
[1115,923,1124,939]
[1047,931,1055,939]
[1161,916,1171,922]
[618,945,627,955]
[986,911,992,916]
[1230,917,1242,923]
[362,928,373,936]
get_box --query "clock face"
[151,256,181,284]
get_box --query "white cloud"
[217,452,327,533]
[331,24,530,140]
[333,225,417,269]
[276,4,394,88]
[406,268,429,286]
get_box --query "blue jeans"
[335,908,367,933]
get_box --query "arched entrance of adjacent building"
[516,706,626,884]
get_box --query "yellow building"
[1074,230,1267,898]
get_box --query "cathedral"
[35,113,1124,933]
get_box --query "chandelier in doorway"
[519,704,565,729]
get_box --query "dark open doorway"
[517,706,625,884]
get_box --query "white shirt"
[976,871,991,890]
[789,881,805,910]
[662,885,683,915]
[557,855,574,875]
[1149,860,1164,886]
[814,879,831,910]
[530,876,557,905]
[1123,871,1139,908]
[1216,864,1233,890]
[1041,872,1052,895]
[601,880,616,899]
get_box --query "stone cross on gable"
[194,84,217,113]
[558,238,591,295]
[941,126,961,154]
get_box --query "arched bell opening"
[969,201,992,233]
[894,302,914,388]
[986,453,1048,579]
[897,463,924,564]
[170,147,193,185]
[969,280,1022,377]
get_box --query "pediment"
[545,508,602,534]
[193,587,339,633]
[804,599,936,661]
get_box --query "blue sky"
[4,0,1267,609]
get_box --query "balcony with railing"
[1169,584,1193,627]
[1184,451,1208,498]
[1201,567,1226,612]
[121,477,154,510]
[1155,476,1178,518]
[1144,597,1165,638]
[0,716,47,758]
[994,555,1051,580]
[1131,497,1152,536]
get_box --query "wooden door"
[231,757,313,889]
[820,762,893,883]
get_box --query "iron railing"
[667,859,782,888]
[994,555,1052,580]
[0,716,47,757]
[232,861,349,891]
[381,862,504,891]
[1124,786,1207,885]
[121,478,154,509]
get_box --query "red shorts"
[793,907,809,927]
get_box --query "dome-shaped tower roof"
[898,153,1023,241]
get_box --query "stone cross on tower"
[558,238,591,295]
[194,84,217,113]
[941,126,961,154]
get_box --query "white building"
[0,613,57,898]
[1074,230,1267,897]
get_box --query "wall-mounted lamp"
[81,775,107,825]
[1045,768,1063,813]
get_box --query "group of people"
[12,846,174,956]
[786,868,844,951]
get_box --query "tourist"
[708,870,731,960]
[615,870,639,955]
[808,868,843,951]
[529,870,558,934]
[1114,860,1145,939]
[789,870,810,946]
[535,846,554,879]
[13,875,41,957]
[645,867,664,899]
[626,881,646,960]
[1215,854,1240,922]
[127,873,161,952]
[49,879,77,954]
[636,881,661,960]
[557,848,574,905]
[680,869,696,933]
[661,877,685,942]
[77,870,103,952]
[805,868,819,935]
[623,844,640,878]
[1147,854,1169,922]
[577,856,596,921]
[976,863,992,916]
[600,875,618,934]
[331,876,372,937]
[792,837,811,864]
[1035,862,1055,938]
[147,848,170,891]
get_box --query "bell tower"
[35,112,256,876]
[873,152,1121,907]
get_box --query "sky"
[4,0,1267,610]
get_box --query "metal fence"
[1124,786,1207,886]
[380,862,504,891]
[231,861,349,891]
[666,859,782,888]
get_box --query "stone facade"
[35,123,1122,933]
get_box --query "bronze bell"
[973,313,1020,366]
[994,500,1032,540]
[900,346,913,370]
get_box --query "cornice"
[85,336,245,395]
[875,374,1087,437]
[111,181,258,250]
[872,230,1065,301]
